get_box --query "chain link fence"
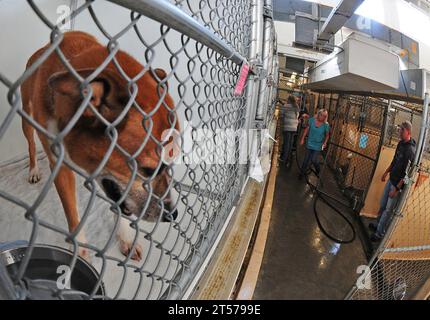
[320,95,387,212]
[348,94,430,300]
[296,89,430,299]
[295,93,387,213]
[0,0,278,300]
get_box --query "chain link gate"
[297,88,430,299]
[291,93,387,249]
[346,94,430,300]
[0,0,278,300]
[318,95,387,212]
[295,93,387,211]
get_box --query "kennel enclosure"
[305,90,430,300]
[0,0,278,300]
[1,0,430,301]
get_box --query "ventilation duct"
[316,0,365,45]
[304,33,400,92]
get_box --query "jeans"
[375,180,400,238]
[300,148,321,176]
[281,131,296,161]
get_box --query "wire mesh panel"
[316,95,387,212]
[383,101,422,149]
[0,0,278,300]
[348,95,430,300]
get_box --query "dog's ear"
[154,68,167,80]
[48,68,129,123]
[150,68,169,89]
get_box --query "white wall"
[274,20,296,50]
[0,0,71,163]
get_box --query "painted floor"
[253,155,368,300]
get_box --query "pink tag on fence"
[234,63,250,96]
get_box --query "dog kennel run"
[0,0,278,299]
[347,93,430,300]
[1,0,429,301]
[265,60,429,299]
[302,88,430,299]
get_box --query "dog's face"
[48,67,179,222]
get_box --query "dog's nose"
[101,178,122,202]
[101,178,133,215]
[162,208,178,222]
[120,202,132,216]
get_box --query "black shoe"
[368,223,377,232]
[370,233,382,242]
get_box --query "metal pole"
[107,0,247,66]
[316,0,365,45]
[268,51,278,123]
[249,0,264,72]
[244,0,265,178]
[269,35,278,121]
[255,0,273,121]
[247,0,265,127]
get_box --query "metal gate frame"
[316,95,388,212]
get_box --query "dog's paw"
[28,167,41,184]
[68,244,91,262]
[78,247,91,262]
[74,233,90,262]
[119,240,143,261]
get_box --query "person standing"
[279,96,299,166]
[299,109,330,179]
[370,121,416,241]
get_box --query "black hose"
[294,136,356,244]
[313,190,356,244]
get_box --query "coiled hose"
[294,137,356,244]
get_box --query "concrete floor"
[253,157,367,300]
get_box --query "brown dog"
[21,31,179,261]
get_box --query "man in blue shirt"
[299,109,330,179]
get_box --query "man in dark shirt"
[370,121,416,241]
